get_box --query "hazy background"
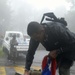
[0,0,75,37]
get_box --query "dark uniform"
[25,22,75,75]
[10,35,18,63]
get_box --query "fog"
[0,0,75,36]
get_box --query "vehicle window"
[8,33,13,37]
[16,34,20,37]
[8,33,20,37]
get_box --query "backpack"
[40,12,67,26]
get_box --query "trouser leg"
[59,66,70,75]
[58,58,73,75]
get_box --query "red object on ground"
[42,55,57,75]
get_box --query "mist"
[0,0,75,36]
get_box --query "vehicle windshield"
[8,33,20,38]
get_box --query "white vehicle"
[2,31,30,58]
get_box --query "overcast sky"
[8,0,74,33]
[10,0,73,15]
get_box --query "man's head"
[12,34,16,39]
[27,21,45,42]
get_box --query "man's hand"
[48,50,58,59]
[24,70,30,75]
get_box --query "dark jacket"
[25,22,75,70]
[10,38,18,52]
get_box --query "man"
[10,34,18,63]
[24,21,75,75]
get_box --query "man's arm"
[25,38,39,70]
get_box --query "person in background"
[24,21,75,75]
[10,34,18,63]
